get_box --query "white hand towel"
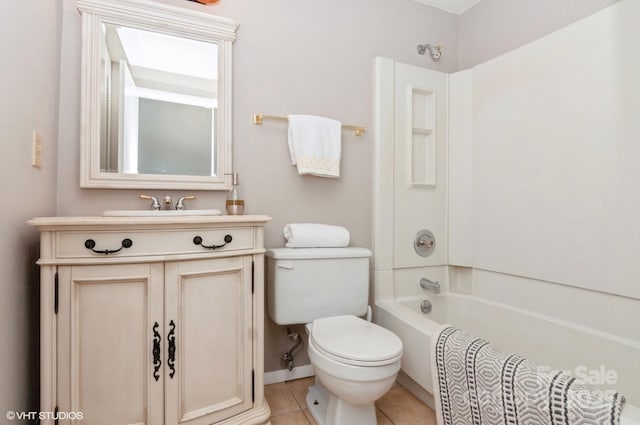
[287,115,342,178]
[283,223,350,248]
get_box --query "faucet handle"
[417,236,435,248]
[140,194,161,211]
[176,195,196,210]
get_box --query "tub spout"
[420,278,440,294]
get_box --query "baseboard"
[264,364,315,385]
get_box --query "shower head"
[417,43,442,61]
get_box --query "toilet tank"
[265,247,372,325]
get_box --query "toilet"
[266,247,403,425]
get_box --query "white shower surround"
[373,0,640,422]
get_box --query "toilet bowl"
[265,247,403,425]
[305,315,403,425]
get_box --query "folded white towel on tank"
[287,114,342,178]
[283,223,350,248]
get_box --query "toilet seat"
[310,315,403,367]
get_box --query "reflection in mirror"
[100,25,218,177]
[78,0,237,190]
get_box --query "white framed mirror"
[77,0,237,190]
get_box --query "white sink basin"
[102,209,223,217]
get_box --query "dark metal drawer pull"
[84,238,132,255]
[193,234,232,250]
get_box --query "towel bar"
[253,114,366,137]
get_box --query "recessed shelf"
[409,88,436,186]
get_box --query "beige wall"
[56,0,460,373]
[0,0,62,415]
[56,0,460,241]
[459,0,621,69]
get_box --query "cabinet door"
[164,256,253,425]
[57,263,164,425]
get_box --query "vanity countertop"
[27,214,272,230]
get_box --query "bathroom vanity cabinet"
[28,215,271,425]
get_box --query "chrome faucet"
[420,278,440,294]
[140,195,161,211]
[139,194,196,210]
[163,196,174,210]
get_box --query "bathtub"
[375,292,640,425]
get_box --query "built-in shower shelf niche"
[409,87,436,186]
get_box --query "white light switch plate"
[32,131,42,168]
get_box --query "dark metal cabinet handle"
[152,322,161,382]
[84,238,133,255]
[168,320,176,379]
[193,234,232,250]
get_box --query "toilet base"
[306,379,377,425]
[306,381,329,425]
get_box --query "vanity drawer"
[55,227,254,259]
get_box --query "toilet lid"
[310,315,403,366]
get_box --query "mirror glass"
[78,0,237,190]
[100,25,218,177]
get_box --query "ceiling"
[412,0,482,15]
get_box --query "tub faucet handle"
[140,194,161,211]
[417,236,434,248]
[414,230,436,257]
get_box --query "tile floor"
[265,377,437,425]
